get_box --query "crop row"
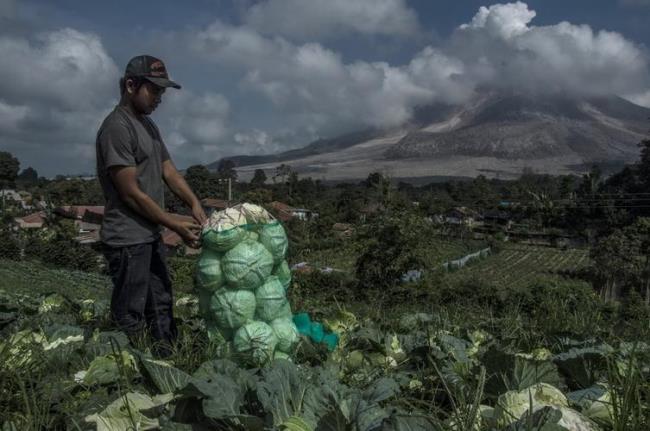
[441,246,590,289]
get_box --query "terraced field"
[441,245,591,289]
[302,238,485,273]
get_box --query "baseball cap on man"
[125,55,181,89]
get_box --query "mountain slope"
[214,91,650,181]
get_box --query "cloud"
[190,2,650,141]
[0,24,235,175]
[154,91,231,168]
[451,2,650,97]
[244,0,420,39]
[0,28,120,176]
[193,20,468,132]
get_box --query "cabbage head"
[233,321,278,367]
[202,208,248,252]
[209,289,256,329]
[222,240,274,290]
[270,318,299,353]
[196,249,224,291]
[258,222,288,264]
[255,276,289,322]
[272,260,292,291]
[494,383,568,427]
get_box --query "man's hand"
[169,215,201,248]
[191,202,208,227]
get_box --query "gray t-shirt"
[96,106,171,247]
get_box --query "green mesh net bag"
[202,208,248,252]
[255,276,289,322]
[222,240,274,290]
[270,318,299,353]
[272,260,291,291]
[233,321,278,367]
[209,289,256,330]
[259,221,288,264]
[196,249,224,292]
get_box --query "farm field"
[0,259,111,301]
[440,245,591,289]
[296,237,487,273]
[1,244,648,430]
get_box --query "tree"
[217,159,237,181]
[273,164,292,184]
[0,151,20,188]
[16,167,38,185]
[184,165,213,200]
[591,217,650,303]
[250,169,267,187]
[355,214,424,291]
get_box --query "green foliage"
[0,229,21,260]
[168,256,197,292]
[251,169,267,186]
[23,228,100,273]
[183,164,214,200]
[355,213,425,290]
[0,151,20,188]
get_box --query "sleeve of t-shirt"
[147,118,171,163]
[160,138,171,163]
[99,121,136,168]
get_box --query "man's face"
[128,79,165,115]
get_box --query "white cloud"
[0,28,119,110]
[244,0,420,39]
[460,1,535,40]
[191,2,650,140]
[154,91,231,167]
[451,2,650,97]
[0,28,120,175]
[193,21,468,132]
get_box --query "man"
[96,55,207,356]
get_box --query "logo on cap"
[149,60,166,77]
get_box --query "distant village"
[2,184,577,256]
[2,188,321,256]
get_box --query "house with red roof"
[14,211,46,229]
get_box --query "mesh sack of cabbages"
[195,203,298,367]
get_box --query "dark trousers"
[103,239,177,355]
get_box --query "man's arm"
[162,160,207,225]
[110,165,199,243]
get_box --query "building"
[201,198,230,216]
[444,207,481,227]
[53,206,105,245]
[54,205,105,221]
[268,201,318,222]
[14,211,46,229]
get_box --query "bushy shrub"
[0,229,21,260]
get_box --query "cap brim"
[145,76,181,89]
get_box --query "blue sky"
[1,0,650,176]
